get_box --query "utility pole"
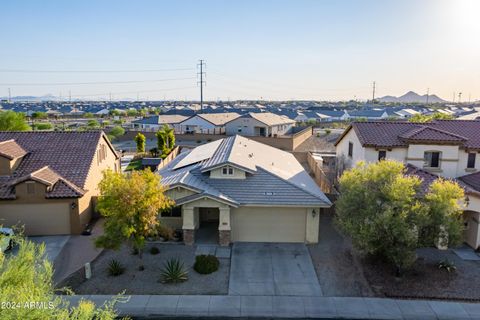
[197,59,206,113]
[8,88,11,103]
[372,81,376,104]
[426,88,429,105]
[109,92,112,102]
[452,92,455,103]
[458,92,462,103]
[468,93,471,104]
[69,90,72,103]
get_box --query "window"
[467,153,476,169]
[378,150,387,161]
[161,206,182,217]
[26,182,35,194]
[348,142,353,157]
[424,151,441,168]
[222,165,234,176]
[237,126,242,133]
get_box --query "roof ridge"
[256,166,331,205]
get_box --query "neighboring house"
[335,120,480,249]
[179,112,240,134]
[314,110,350,122]
[158,135,332,245]
[225,112,296,137]
[0,131,120,235]
[394,108,421,118]
[131,115,188,131]
[348,109,389,120]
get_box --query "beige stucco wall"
[406,144,460,178]
[457,150,480,177]
[209,166,246,179]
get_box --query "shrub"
[150,246,160,255]
[325,129,331,135]
[316,132,321,137]
[438,259,457,273]
[157,224,175,241]
[194,255,219,274]
[131,247,139,255]
[160,258,188,283]
[107,259,125,276]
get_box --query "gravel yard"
[68,244,229,295]
[363,247,480,301]
[308,212,373,297]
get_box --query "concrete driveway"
[28,236,70,262]
[229,243,322,296]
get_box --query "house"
[0,131,120,235]
[158,135,332,245]
[348,109,389,120]
[225,112,296,137]
[314,110,350,122]
[179,112,240,134]
[335,120,480,249]
[131,114,188,131]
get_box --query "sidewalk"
[61,294,480,319]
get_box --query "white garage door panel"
[0,203,70,235]
[232,207,306,242]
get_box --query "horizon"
[1,0,479,101]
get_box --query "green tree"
[86,119,100,128]
[126,109,138,117]
[0,237,120,319]
[0,111,31,131]
[109,126,125,141]
[33,123,53,131]
[335,160,464,273]
[31,111,47,120]
[156,125,175,158]
[95,170,173,262]
[134,133,146,153]
[109,109,121,117]
[409,112,455,123]
[84,112,95,118]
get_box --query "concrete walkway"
[53,220,104,284]
[61,294,480,319]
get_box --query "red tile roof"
[0,131,114,199]
[0,139,28,160]
[336,120,480,149]
[458,171,480,194]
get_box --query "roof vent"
[248,153,254,158]
[264,192,275,196]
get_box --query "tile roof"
[405,164,479,196]
[0,139,28,160]
[458,171,480,194]
[195,112,241,126]
[336,120,480,149]
[160,135,331,207]
[233,112,296,126]
[0,131,113,199]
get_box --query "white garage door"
[232,207,306,242]
[0,203,71,235]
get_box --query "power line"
[70,86,197,98]
[0,67,194,73]
[0,76,196,86]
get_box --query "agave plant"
[107,259,125,276]
[438,259,457,273]
[160,258,188,283]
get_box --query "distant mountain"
[378,91,446,103]
[0,94,65,102]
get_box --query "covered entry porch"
[181,197,233,246]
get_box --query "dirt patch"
[362,247,480,301]
[65,243,229,295]
[308,213,373,297]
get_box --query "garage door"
[0,203,71,235]
[232,207,306,242]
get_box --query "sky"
[0,0,479,101]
